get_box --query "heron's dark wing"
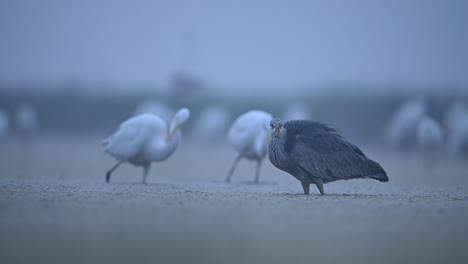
[284,120,385,182]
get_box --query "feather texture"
[269,120,388,186]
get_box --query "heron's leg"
[226,155,241,182]
[106,161,123,183]
[301,182,310,195]
[315,178,325,195]
[254,159,262,184]
[142,164,151,184]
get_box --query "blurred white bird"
[191,105,231,143]
[446,116,468,157]
[0,110,9,138]
[102,108,190,184]
[386,98,427,150]
[416,116,444,167]
[133,99,175,123]
[226,110,272,184]
[15,103,38,139]
[443,100,467,137]
[443,100,468,157]
[282,102,312,121]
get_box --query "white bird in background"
[443,100,468,156]
[191,105,231,144]
[282,102,312,121]
[443,100,467,137]
[226,110,272,184]
[15,103,38,139]
[386,98,427,150]
[133,99,175,123]
[416,116,444,167]
[446,115,468,157]
[446,122,468,157]
[0,110,9,138]
[102,108,190,184]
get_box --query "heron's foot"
[142,180,147,185]
[315,179,325,195]
[106,172,111,183]
[301,182,310,195]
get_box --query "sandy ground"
[1,136,468,263]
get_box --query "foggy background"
[1,0,467,141]
[1,0,467,91]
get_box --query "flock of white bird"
[2,98,466,183]
[102,100,312,183]
[103,98,468,183]
[386,99,468,166]
[0,103,39,140]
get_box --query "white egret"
[191,105,231,143]
[282,102,312,121]
[443,100,468,156]
[386,98,427,150]
[443,100,467,137]
[0,110,9,138]
[446,117,468,157]
[226,110,272,184]
[102,108,190,184]
[15,103,38,139]
[416,116,444,167]
[133,99,175,123]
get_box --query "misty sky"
[0,0,467,91]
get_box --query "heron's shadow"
[276,193,396,199]
[104,181,174,188]
[240,181,278,186]
[210,180,278,186]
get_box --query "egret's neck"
[167,124,181,142]
[168,115,179,135]
[146,132,181,161]
[167,108,190,141]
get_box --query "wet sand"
[1,137,468,263]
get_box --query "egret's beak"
[168,123,181,141]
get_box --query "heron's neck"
[269,130,284,168]
[272,127,286,141]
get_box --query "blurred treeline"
[0,85,465,144]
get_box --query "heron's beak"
[274,126,280,137]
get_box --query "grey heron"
[269,118,388,195]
